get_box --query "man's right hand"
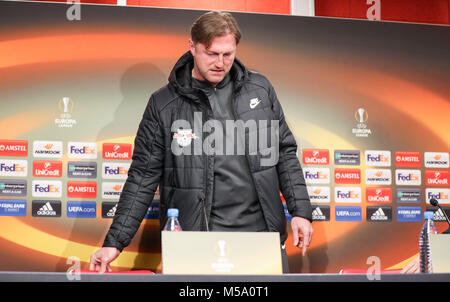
[401,256,420,274]
[89,247,121,273]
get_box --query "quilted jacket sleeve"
[103,95,165,251]
[269,83,313,222]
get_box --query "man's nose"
[215,55,224,68]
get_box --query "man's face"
[189,33,236,86]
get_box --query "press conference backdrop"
[0,1,449,273]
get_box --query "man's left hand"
[291,216,313,256]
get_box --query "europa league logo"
[215,239,229,260]
[58,97,74,115]
[355,108,368,124]
[217,240,227,257]
[355,108,369,130]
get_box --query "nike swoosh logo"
[249,98,261,109]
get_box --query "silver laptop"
[429,234,450,273]
[161,231,282,275]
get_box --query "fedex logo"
[33,161,62,178]
[32,180,62,198]
[426,189,450,204]
[68,142,97,159]
[0,160,27,177]
[335,187,361,203]
[365,150,391,167]
[395,151,421,167]
[102,143,132,160]
[302,149,329,165]
[395,170,421,186]
[425,170,449,186]
[366,187,392,203]
[303,168,330,184]
[0,140,28,157]
[102,163,130,180]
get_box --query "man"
[90,11,313,274]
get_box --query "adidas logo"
[107,204,117,217]
[433,208,446,221]
[37,202,56,216]
[370,208,388,221]
[312,207,326,220]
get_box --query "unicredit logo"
[425,170,449,186]
[367,187,392,203]
[33,161,62,177]
[302,149,329,165]
[103,143,132,160]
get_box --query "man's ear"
[188,39,195,56]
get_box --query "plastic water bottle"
[419,211,438,273]
[163,208,182,231]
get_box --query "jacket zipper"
[230,88,261,206]
[201,94,212,232]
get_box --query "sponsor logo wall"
[300,148,449,223]
[1,143,448,224]
[0,140,141,218]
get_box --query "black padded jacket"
[103,51,312,251]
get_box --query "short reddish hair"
[191,11,242,48]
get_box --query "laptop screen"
[161,231,282,275]
[429,234,450,273]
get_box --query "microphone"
[430,198,450,227]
